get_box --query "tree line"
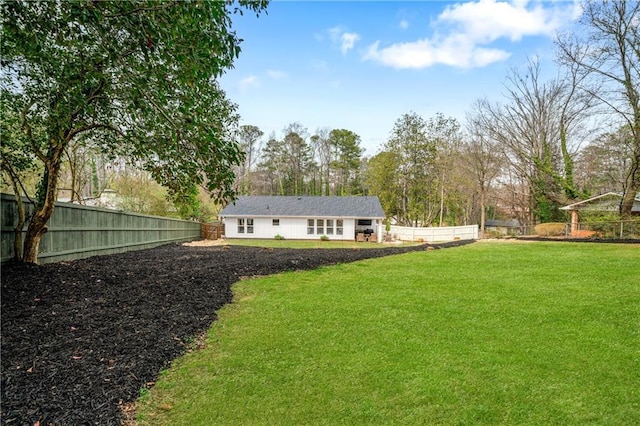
[233,0,639,227]
[1,0,638,263]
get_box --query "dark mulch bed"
[1,240,471,425]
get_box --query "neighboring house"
[57,188,121,209]
[560,192,640,234]
[484,219,521,236]
[219,196,385,242]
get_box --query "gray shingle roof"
[219,196,385,218]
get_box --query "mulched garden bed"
[1,240,471,425]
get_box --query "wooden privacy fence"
[1,193,201,264]
[389,224,479,242]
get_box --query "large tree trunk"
[22,146,63,264]
[620,147,640,218]
[479,187,486,233]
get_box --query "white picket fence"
[389,224,478,242]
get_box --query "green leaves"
[3,0,268,203]
[2,0,268,262]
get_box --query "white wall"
[223,216,358,240]
[389,224,478,242]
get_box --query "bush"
[274,234,285,240]
[485,230,503,239]
[534,222,566,237]
[320,235,329,241]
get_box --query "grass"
[137,242,640,425]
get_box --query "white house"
[219,196,386,242]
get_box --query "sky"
[220,0,583,156]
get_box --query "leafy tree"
[328,129,364,195]
[0,91,40,261]
[310,128,332,195]
[1,0,268,263]
[556,0,640,217]
[365,151,400,220]
[258,133,286,195]
[281,123,315,195]
[235,124,264,195]
[426,113,462,226]
[384,112,438,226]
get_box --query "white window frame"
[326,219,334,235]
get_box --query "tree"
[463,109,503,232]
[310,127,332,195]
[1,0,268,263]
[556,0,640,217]
[365,151,401,220]
[281,123,315,195]
[328,129,364,195]
[258,133,286,195]
[0,91,39,261]
[426,113,462,226]
[384,112,438,226]
[236,124,264,195]
[575,126,635,195]
[473,58,590,223]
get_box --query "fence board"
[389,224,478,242]
[1,193,200,264]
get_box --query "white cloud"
[327,26,360,55]
[438,0,568,42]
[363,0,578,69]
[239,75,259,92]
[399,19,409,30]
[364,37,510,69]
[341,32,360,55]
[266,70,287,80]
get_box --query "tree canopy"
[1,0,268,262]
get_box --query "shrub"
[320,235,329,241]
[274,234,285,240]
[534,222,566,237]
[486,230,503,239]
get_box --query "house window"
[336,219,343,235]
[238,218,245,234]
[307,219,314,235]
[357,219,372,226]
[247,218,254,234]
[272,219,280,226]
[316,219,324,235]
[326,219,334,235]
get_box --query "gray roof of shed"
[219,196,385,218]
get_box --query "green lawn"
[137,242,640,425]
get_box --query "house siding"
[224,216,358,241]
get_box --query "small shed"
[560,192,640,233]
[219,196,385,242]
